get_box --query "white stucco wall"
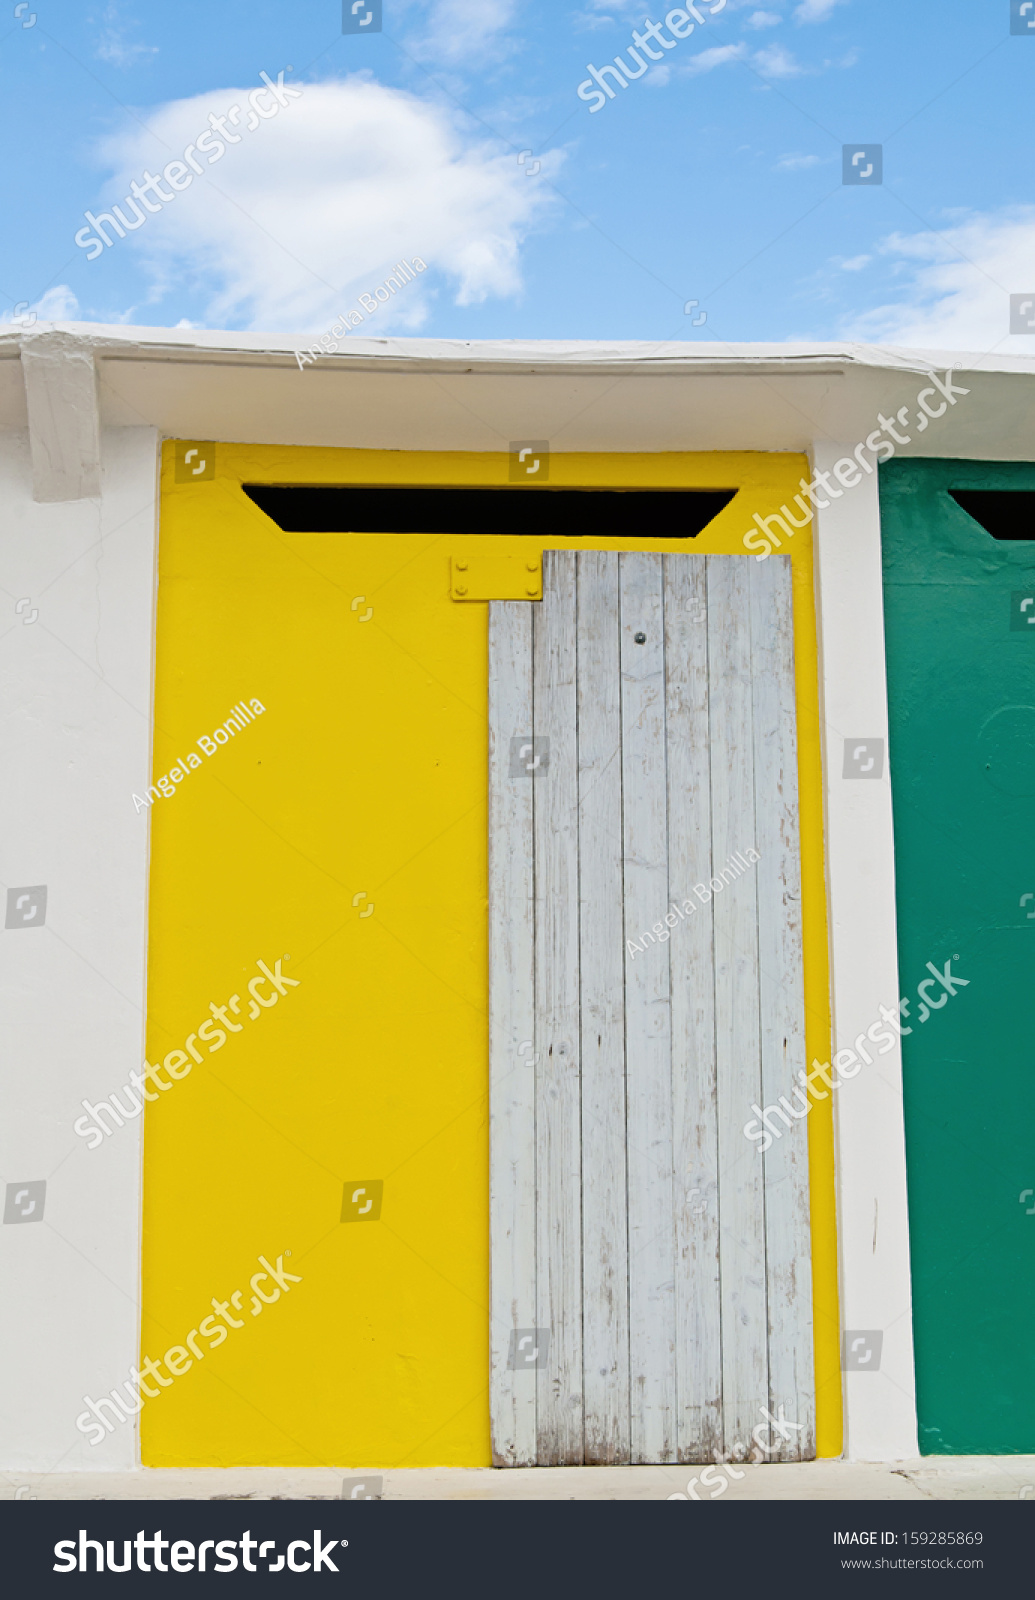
[0,425,157,1471]
[811,441,919,1462]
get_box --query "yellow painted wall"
[142,442,840,1466]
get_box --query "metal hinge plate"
[450,553,542,602]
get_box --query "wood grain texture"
[533,550,584,1465]
[707,555,768,1461]
[488,600,537,1466]
[489,551,814,1470]
[663,555,723,1464]
[750,554,816,1461]
[577,551,631,1464]
[620,552,677,1464]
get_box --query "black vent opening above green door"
[949,490,1035,541]
[242,484,738,537]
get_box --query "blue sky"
[1,0,1032,348]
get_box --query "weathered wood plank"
[490,549,814,1474]
[533,550,584,1465]
[577,550,630,1464]
[707,554,768,1460]
[488,600,537,1466]
[750,554,816,1462]
[620,551,677,1464]
[663,555,722,1464]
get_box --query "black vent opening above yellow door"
[242,484,738,536]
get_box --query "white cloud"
[684,43,747,74]
[91,2,157,66]
[85,75,559,334]
[793,0,845,20]
[746,9,783,26]
[840,208,1035,351]
[752,42,805,74]
[572,10,620,28]
[34,286,81,318]
[775,151,823,169]
[839,253,871,270]
[413,0,518,61]
[571,2,636,29]
[577,0,752,24]
[1,285,80,325]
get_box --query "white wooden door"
[488,550,814,1467]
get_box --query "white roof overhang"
[2,324,1034,500]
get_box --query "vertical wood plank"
[663,555,723,1464]
[707,554,768,1460]
[488,600,537,1466]
[750,554,816,1461]
[620,551,677,1464]
[577,551,630,1464]
[533,550,583,1465]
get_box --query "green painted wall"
[881,458,1035,1454]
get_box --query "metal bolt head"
[456,584,468,596]
[526,561,539,573]
[634,631,647,644]
[456,560,469,571]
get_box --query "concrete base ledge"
[3,1459,1034,1501]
